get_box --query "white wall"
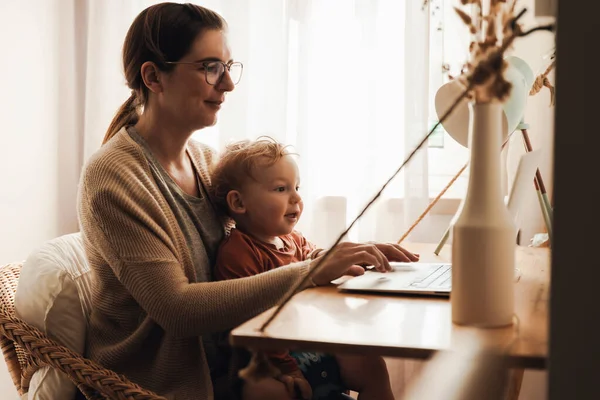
[507,5,556,245]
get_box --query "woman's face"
[159,29,236,131]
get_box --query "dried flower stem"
[455,7,478,34]
[455,1,526,103]
[477,0,483,32]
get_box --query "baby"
[211,137,395,400]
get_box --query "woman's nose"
[216,69,235,92]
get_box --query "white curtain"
[1,0,449,261]
[205,0,437,248]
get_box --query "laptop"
[337,149,541,297]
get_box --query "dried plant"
[454,0,524,103]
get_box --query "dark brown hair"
[211,137,295,215]
[103,3,226,144]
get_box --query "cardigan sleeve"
[79,154,312,338]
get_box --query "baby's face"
[239,155,303,239]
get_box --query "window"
[427,0,471,199]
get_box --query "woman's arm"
[79,148,392,338]
[79,158,311,338]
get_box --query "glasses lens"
[228,63,243,85]
[205,62,224,85]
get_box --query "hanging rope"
[529,60,555,106]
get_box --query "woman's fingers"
[338,246,390,272]
[310,242,402,285]
[362,246,392,272]
[311,247,372,285]
[346,265,366,277]
[395,243,420,261]
[341,241,419,263]
[375,242,420,262]
[345,249,384,272]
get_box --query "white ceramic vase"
[451,102,515,328]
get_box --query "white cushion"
[14,233,92,400]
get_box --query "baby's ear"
[226,190,246,215]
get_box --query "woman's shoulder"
[80,127,150,192]
[85,127,145,165]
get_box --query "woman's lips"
[205,100,222,110]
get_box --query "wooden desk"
[230,243,550,369]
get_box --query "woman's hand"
[310,242,393,286]
[370,242,420,263]
[309,242,420,286]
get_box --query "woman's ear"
[226,190,246,215]
[140,61,163,94]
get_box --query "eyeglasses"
[165,60,244,85]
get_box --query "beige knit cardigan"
[77,127,311,400]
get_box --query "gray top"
[127,126,225,373]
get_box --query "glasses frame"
[164,60,244,86]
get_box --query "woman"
[77,3,418,400]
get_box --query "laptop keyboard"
[410,264,451,289]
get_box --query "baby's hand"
[277,369,312,400]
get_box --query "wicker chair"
[0,262,165,400]
[1,260,357,400]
